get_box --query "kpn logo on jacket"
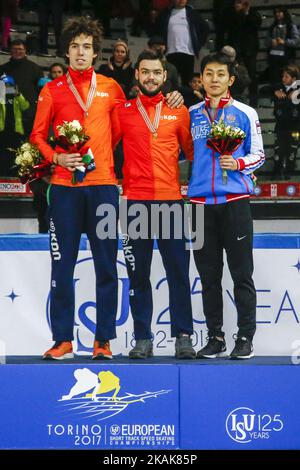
[225,407,284,444]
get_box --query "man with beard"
[116,50,196,359]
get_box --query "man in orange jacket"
[31,18,183,361]
[30,17,125,360]
[116,50,196,359]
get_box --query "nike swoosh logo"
[237,235,247,241]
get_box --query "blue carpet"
[4,355,293,365]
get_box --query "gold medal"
[153,132,158,139]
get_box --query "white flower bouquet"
[54,120,95,184]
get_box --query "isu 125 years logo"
[226,407,284,444]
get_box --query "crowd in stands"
[0,0,300,229]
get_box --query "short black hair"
[10,39,26,49]
[49,62,67,73]
[189,73,201,81]
[201,53,236,76]
[135,49,166,70]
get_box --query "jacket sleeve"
[236,108,265,174]
[285,23,300,48]
[195,12,210,49]
[30,84,56,162]
[110,81,126,149]
[246,9,262,30]
[177,106,194,161]
[16,94,30,112]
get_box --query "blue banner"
[0,364,179,449]
[180,365,300,449]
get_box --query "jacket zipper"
[212,150,217,204]
[240,173,249,192]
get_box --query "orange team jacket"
[116,92,194,200]
[30,67,125,187]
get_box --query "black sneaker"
[197,336,227,359]
[129,339,153,359]
[230,336,254,359]
[175,335,196,359]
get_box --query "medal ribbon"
[136,95,162,137]
[66,70,97,116]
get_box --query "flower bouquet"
[207,120,246,184]
[55,120,96,184]
[14,142,51,184]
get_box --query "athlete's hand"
[166,90,184,109]
[56,153,83,172]
[219,155,238,171]
[274,89,286,100]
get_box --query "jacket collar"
[108,58,132,71]
[68,66,94,84]
[205,91,232,109]
[138,91,164,106]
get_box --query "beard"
[138,81,164,97]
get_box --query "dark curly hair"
[61,17,102,61]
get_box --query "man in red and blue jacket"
[188,53,265,360]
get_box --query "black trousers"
[37,1,65,54]
[166,53,194,87]
[242,55,258,106]
[274,127,299,175]
[192,199,256,340]
[121,200,193,339]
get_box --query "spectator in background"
[273,64,300,180]
[49,62,67,80]
[180,72,204,108]
[0,73,29,176]
[98,40,134,178]
[221,45,251,103]
[222,0,261,107]
[98,39,134,98]
[155,0,209,85]
[0,39,43,134]
[213,0,234,51]
[89,0,111,37]
[266,6,299,85]
[37,63,66,91]
[147,35,179,93]
[33,63,67,232]
[131,1,173,37]
[37,0,65,57]
[0,0,19,53]
[131,3,155,37]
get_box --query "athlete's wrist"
[52,152,59,165]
